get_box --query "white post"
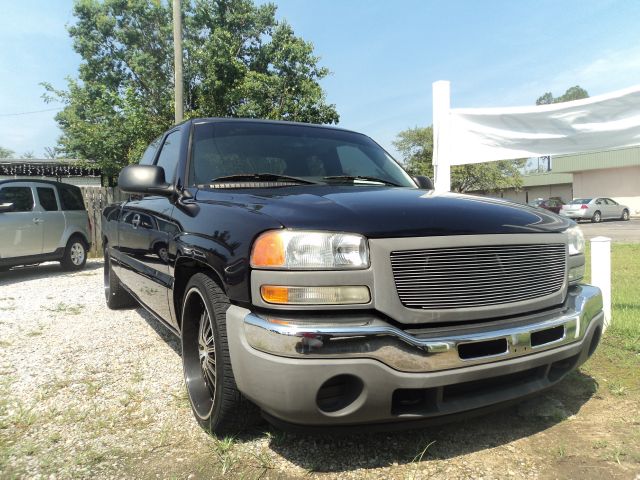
[590,236,612,331]
[432,80,451,193]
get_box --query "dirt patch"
[0,261,638,479]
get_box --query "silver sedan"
[560,197,630,223]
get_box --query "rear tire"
[591,210,602,223]
[104,248,138,309]
[61,236,87,270]
[181,272,259,436]
[621,209,630,221]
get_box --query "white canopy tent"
[431,81,640,329]
[432,81,640,192]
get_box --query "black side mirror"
[413,175,434,190]
[118,165,174,197]
[0,202,14,213]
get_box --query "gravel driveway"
[1,260,638,479]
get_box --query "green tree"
[43,0,339,180]
[43,147,59,159]
[536,85,589,105]
[393,126,525,193]
[0,146,14,159]
[21,151,36,159]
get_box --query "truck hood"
[195,186,572,237]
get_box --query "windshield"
[189,122,416,188]
[570,198,592,204]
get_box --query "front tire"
[621,209,630,221]
[104,248,138,309]
[591,210,602,223]
[61,236,87,270]
[181,272,259,436]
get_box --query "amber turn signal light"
[251,231,286,268]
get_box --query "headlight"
[251,230,369,270]
[566,226,585,255]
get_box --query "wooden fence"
[79,186,128,256]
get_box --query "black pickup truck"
[102,118,603,435]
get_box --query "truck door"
[115,129,182,329]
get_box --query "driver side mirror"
[0,202,14,213]
[413,175,434,190]
[118,165,175,197]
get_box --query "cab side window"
[155,130,182,184]
[37,187,59,211]
[0,187,34,212]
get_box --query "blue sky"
[2,0,640,158]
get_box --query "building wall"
[572,166,640,215]
[495,183,573,205]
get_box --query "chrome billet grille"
[390,244,566,309]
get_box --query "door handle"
[33,218,44,224]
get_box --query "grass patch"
[584,243,640,352]
[43,302,85,315]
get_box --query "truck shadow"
[136,307,182,356]
[0,261,103,286]
[261,370,597,472]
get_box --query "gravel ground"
[1,260,638,479]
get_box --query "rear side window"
[37,187,59,211]
[58,186,85,211]
[156,130,182,183]
[0,186,34,212]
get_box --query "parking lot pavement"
[576,218,640,243]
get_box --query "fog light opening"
[316,374,364,413]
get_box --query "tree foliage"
[393,126,525,193]
[0,146,14,159]
[43,0,339,178]
[536,85,589,105]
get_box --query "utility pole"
[173,0,184,123]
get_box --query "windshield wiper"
[210,173,319,185]
[323,175,400,187]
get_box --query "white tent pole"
[432,80,451,192]
[590,236,612,331]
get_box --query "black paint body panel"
[102,118,574,329]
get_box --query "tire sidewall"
[104,249,113,301]
[63,236,87,270]
[181,274,227,431]
[622,209,629,221]
[592,211,601,223]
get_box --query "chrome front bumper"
[244,285,603,373]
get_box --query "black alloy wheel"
[181,273,259,436]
